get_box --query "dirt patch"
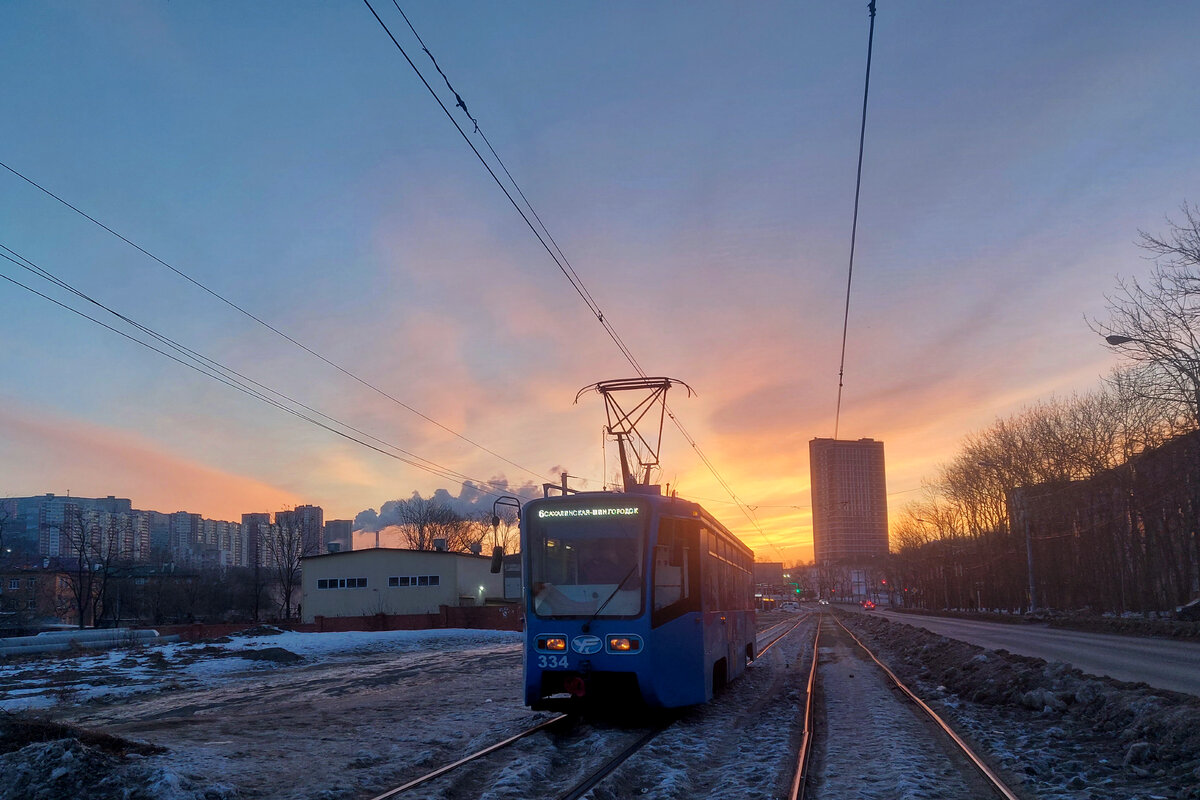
[0,715,164,757]
[230,625,285,638]
[0,737,237,800]
[0,716,226,800]
[223,646,302,664]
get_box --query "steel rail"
[787,613,822,800]
[366,714,569,800]
[832,615,1022,800]
[756,614,809,659]
[556,724,667,800]
[756,618,793,643]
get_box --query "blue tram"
[521,489,756,710]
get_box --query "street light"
[1103,330,1200,426]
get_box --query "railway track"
[790,613,1023,800]
[366,714,569,800]
[755,613,811,658]
[365,617,812,799]
[366,613,1024,800]
[366,714,670,800]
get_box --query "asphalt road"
[858,606,1200,697]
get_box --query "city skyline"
[2,491,350,570]
[3,3,1200,563]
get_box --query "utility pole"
[1018,490,1037,614]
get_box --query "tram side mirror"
[490,545,504,574]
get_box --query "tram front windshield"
[528,502,646,618]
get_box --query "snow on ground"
[5,612,1199,799]
[1,627,521,712]
[1,627,528,799]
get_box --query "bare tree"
[1092,204,1200,429]
[392,496,462,551]
[263,516,321,619]
[57,508,120,627]
[489,509,521,556]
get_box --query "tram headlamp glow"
[538,636,567,651]
[607,637,640,652]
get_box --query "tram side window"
[652,519,700,627]
[720,555,733,609]
[702,528,719,610]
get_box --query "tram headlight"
[606,636,641,653]
[537,636,567,652]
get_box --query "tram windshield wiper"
[582,563,638,633]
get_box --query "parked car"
[1175,597,1200,621]
[860,599,876,610]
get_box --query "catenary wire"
[390,0,612,331]
[0,248,522,498]
[361,0,648,375]
[369,1,792,556]
[0,246,536,502]
[367,2,792,560]
[0,244,469,483]
[833,0,877,439]
[0,159,546,486]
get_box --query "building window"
[318,577,367,589]
[26,578,36,589]
[387,575,438,587]
[7,579,18,590]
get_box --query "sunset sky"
[2,2,1199,564]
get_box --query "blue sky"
[2,1,1198,563]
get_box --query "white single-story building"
[300,548,505,623]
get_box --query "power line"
[833,0,878,439]
[366,2,793,560]
[361,0,648,373]
[0,159,546,486]
[0,244,538,503]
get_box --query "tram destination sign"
[537,506,639,519]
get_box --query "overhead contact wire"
[362,0,646,375]
[833,0,877,440]
[373,2,797,557]
[0,160,544,485]
[0,246,534,502]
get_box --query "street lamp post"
[1104,333,1200,425]
[1023,505,1037,614]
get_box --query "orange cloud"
[0,401,300,521]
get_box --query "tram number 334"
[536,654,569,669]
